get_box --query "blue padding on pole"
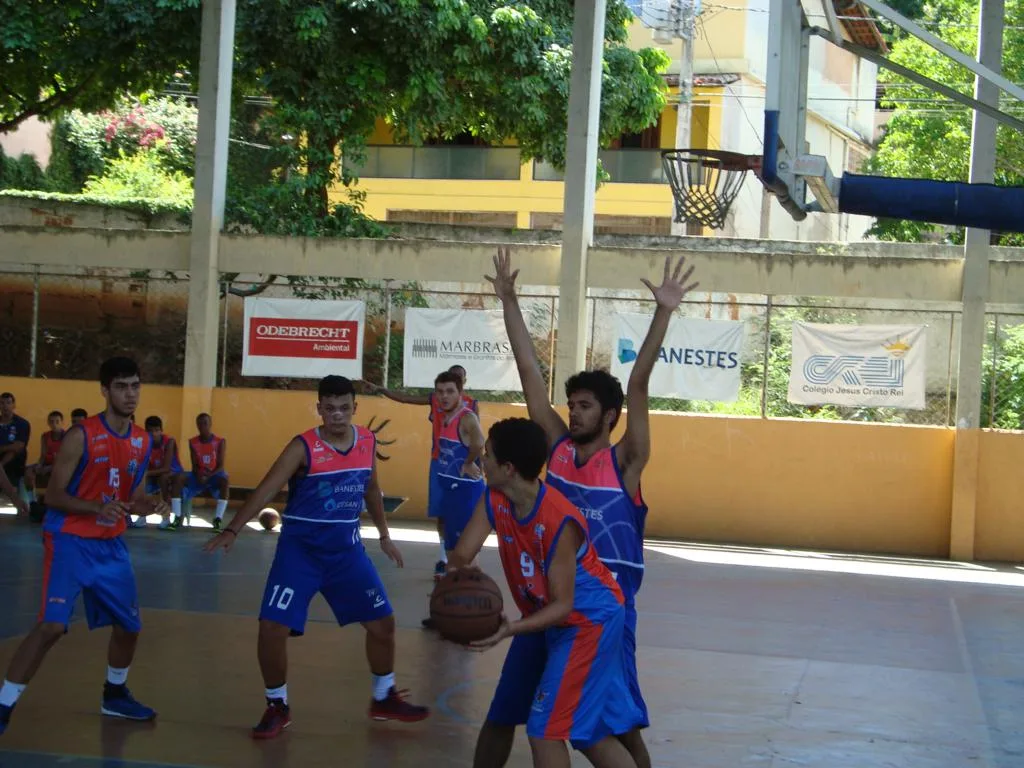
[839,173,1024,232]
[762,111,780,185]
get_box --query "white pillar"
[950,0,1002,560]
[184,0,236,389]
[554,0,606,405]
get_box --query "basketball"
[429,569,504,644]
[258,507,280,531]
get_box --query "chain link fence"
[2,264,1020,431]
[984,313,1024,430]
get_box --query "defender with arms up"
[473,247,698,768]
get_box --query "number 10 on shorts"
[268,584,294,610]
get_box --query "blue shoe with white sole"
[101,684,157,721]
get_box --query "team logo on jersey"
[131,437,143,449]
[534,523,546,540]
[313,441,325,452]
[127,459,139,476]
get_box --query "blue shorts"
[435,477,485,551]
[39,532,141,633]
[487,607,644,747]
[183,469,228,500]
[258,531,393,635]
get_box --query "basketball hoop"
[661,149,760,230]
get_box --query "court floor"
[1,508,1023,767]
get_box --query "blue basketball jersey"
[545,435,648,603]
[281,426,375,549]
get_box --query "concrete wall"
[0,195,187,231]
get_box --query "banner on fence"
[787,322,927,409]
[610,313,745,401]
[403,309,521,391]
[242,297,365,379]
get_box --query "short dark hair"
[488,418,548,481]
[0,392,13,402]
[70,408,88,419]
[434,370,463,391]
[318,375,356,400]
[196,412,211,424]
[565,370,625,431]
[144,415,163,429]
[100,357,140,388]
[448,365,467,377]
[47,410,63,420]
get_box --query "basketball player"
[0,357,168,735]
[143,416,185,529]
[474,247,698,768]
[183,413,229,530]
[24,410,64,500]
[447,417,641,768]
[203,375,429,739]
[365,365,480,578]
[70,408,88,427]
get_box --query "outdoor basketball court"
[1,508,1022,767]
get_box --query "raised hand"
[484,246,519,303]
[640,255,699,311]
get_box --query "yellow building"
[334,1,886,241]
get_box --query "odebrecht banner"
[242,297,365,378]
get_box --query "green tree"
[47,93,199,192]
[233,0,670,220]
[867,0,1024,244]
[0,1,200,133]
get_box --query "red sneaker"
[252,699,291,739]
[368,687,430,722]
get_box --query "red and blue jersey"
[431,406,480,480]
[485,483,623,626]
[43,414,151,539]
[545,435,648,604]
[189,434,223,472]
[282,426,376,548]
[150,436,182,473]
[429,393,478,460]
[42,430,64,466]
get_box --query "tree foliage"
[867,0,1024,244]
[234,0,671,218]
[0,1,200,133]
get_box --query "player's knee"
[34,622,66,645]
[616,729,651,768]
[363,614,395,643]
[258,619,291,640]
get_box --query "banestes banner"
[610,313,745,401]
[242,297,365,379]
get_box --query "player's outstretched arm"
[617,255,699,480]
[485,246,567,446]
[447,498,492,570]
[365,459,403,567]
[361,380,431,407]
[0,464,27,516]
[204,438,304,552]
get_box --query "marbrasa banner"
[610,313,745,401]
[403,309,521,391]
[787,322,927,409]
[242,297,365,378]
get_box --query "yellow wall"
[2,376,992,562]
[975,430,1024,561]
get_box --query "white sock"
[171,498,181,520]
[438,540,448,562]
[0,680,26,707]
[265,684,287,704]
[106,666,129,686]
[215,499,228,520]
[372,673,395,702]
